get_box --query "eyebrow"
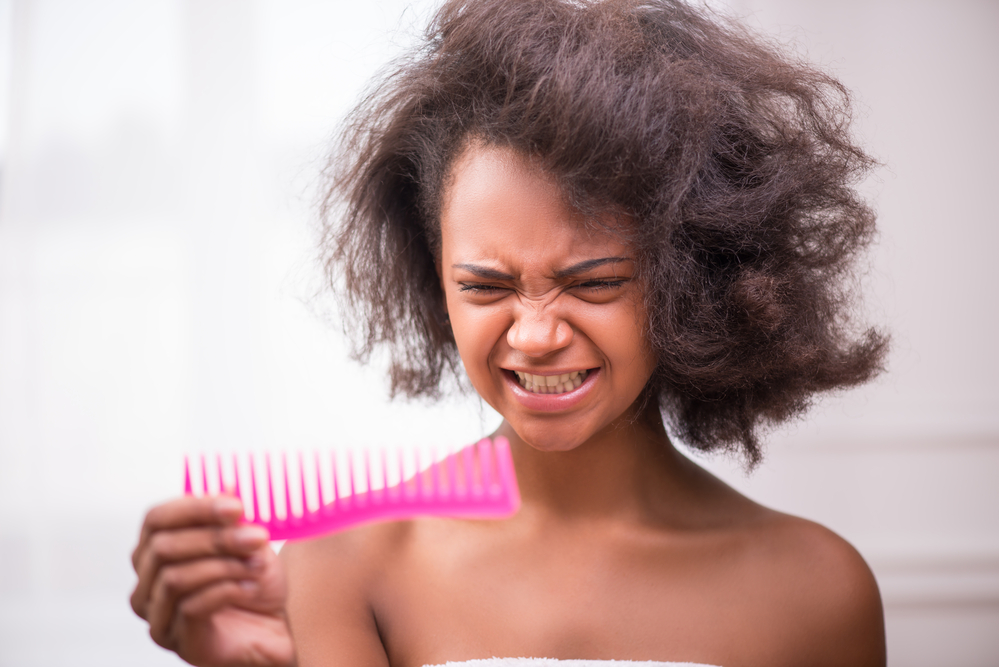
[451,257,630,280]
[553,257,629,278]
[451,264,515,280]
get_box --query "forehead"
[439,144,630,266]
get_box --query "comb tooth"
[183,456,193,495]
[331,450,340,512]
[250,454,260,523]
[314,451,325,511]
[299,451,309,518]
[415,449,424,499]
[462,446,475,498]
[232,453,242,502]
[494,436,519,508]
[381,449,390,502]
[477,438,494,494]
[430,447,439,498]
[282,452,293,520]
[216,453,225,493]
[266,452,276,524]
[347,451,356,508]
[364,450,373,503]
[397,448,405,502]
[200,454,209,495]
[231,453,244,520]
[446,449,458,499]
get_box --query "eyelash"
[458,284,502,293]
[457,279,627,293]
[577,279,626,291]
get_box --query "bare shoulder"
[281,517,416,605]
[740,511,886,667]
[279,521,414,667]
[281,517,412,580]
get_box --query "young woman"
[130,1,888,665]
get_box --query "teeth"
[512,370,589,395]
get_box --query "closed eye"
[457,278,629,295]
[575,279,628,291]
[458,283,507,293]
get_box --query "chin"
[508,420,593,453]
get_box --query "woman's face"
[439,143,656,452]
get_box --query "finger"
[178,579,261,621]
[152,579,264,650]
[131,524,270,619]
[146,556,261,647]
[133,495,246,571]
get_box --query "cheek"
[624,306,656,379]
[447,300,508,378]
[587,299,655,381]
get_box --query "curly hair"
[319,0,888,465]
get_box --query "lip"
[502,367,599,412]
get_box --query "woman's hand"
[131,495,296,667]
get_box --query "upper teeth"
[512,370,588,394]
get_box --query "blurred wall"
[0,1,995,666]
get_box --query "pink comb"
[183,437,520,541]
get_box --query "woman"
[130,1,888,665]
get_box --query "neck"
[496,402,691,524]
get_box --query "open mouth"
[511,370,590,395]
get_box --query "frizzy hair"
[319,0,888,465]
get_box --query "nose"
[507,304,574,357]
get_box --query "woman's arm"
[281,527,394,667]
[763,517,887,667]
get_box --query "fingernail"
[213,496,244,518]
[239,579,259,593]
[232,525,270,547]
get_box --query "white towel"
[426,659,720,667]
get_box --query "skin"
[130,143,886,667]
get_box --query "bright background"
[0,1,996,665]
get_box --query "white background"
[0,1,996,665]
